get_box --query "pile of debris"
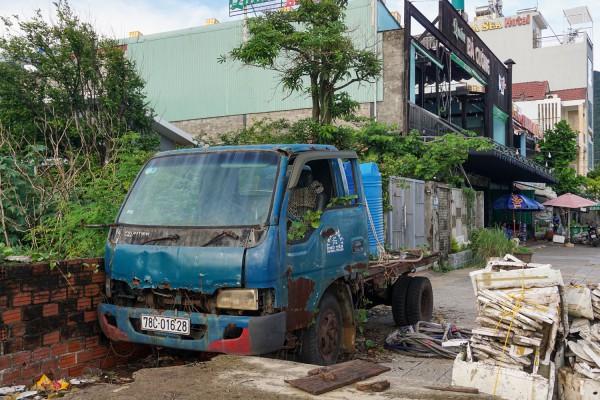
[452,254,565,400]
[468,255,563,373]
[564,284,600,379]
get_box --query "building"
[470,2,594,174]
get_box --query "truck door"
[283,152,369,331]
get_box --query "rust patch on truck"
[321,228,335,238]
[285,277,316,331]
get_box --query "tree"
[0,0,155,165]
[224,0,382,125]
[586,168,600,200]
[0,1,157,254]
[535,120,585,195]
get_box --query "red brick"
[7,337,22,353]
[68,364,86,377]
[100,357,116,368]
[10,323,26,337]
[51,343,68,357]
[85,336,100,348]
[31,346,51,362]
[68,339,84,353]
[0,369,20,386]
[42,303,59,317]
[84,311,97,323]
[11,292,31,307]
[91,346,107,360]
[77,298,92,310]
[20,362,41,380]
[32,290,50,304]
[43,331,60,346]
[92,271,106,284]
[0,295,8,308]
[41,358,59,373]
[91,295,104,307]
[12,350,31,366]
[0,355,11,370]
[2,309,21,324]
[77,349,93,364]
[59,354,76,368]
[51,288,67,301]
[84,284,100,297]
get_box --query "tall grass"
[469,228,517,265]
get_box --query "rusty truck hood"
[108,243,244,294]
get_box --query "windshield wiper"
[201,231,240,247]
[140,234,180,245]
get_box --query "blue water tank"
[344,162,384,255]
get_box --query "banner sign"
[229,0,298,16]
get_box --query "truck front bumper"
[97,303,286,355]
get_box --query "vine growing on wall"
[462,187,477,230]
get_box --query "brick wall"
[0,259,148,386]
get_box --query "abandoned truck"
[98,144,435,365]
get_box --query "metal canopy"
[564,7,593,25]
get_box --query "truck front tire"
[298,291,342,365]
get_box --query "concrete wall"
[377,29,404,128]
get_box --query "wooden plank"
[425,385,479,394]
[285,360,391,395]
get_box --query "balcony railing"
[408,103,463,138]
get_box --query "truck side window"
[287,159,334,220]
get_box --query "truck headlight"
[216,289,258,311]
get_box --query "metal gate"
[387,177,426,250]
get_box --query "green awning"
[412,40,444,69]
[591,205,600,211]
[450,53,486,86]
[493,106,509,122]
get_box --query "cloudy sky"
[0,0,597,64]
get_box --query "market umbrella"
[492,193,545,240]
[543,193,597,243]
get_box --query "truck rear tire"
[298,291,342,365]
[391,276,411,326]
[406,277,433,324]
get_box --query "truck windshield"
[117,151,279,227]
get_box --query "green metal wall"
[125,0,382,122]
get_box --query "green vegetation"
[536,120,585,195]
[469,228,517,265]
[515,245,533,254]
[0,1,156,259]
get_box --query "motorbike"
[586,224,600,247]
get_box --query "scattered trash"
[0,386,26,396]
[15,391,37,400]
[384,321,471,359]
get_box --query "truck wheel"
[391,276,412,326]
[406,277,433,324]
[298,291,342,366]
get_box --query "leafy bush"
[515,245,533,254]
[469,228,516,265]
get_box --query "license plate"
[141,314,190,335]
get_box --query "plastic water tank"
[344,162,384,255]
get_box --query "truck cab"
[98,144,370,365]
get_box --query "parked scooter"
[586,224,600,247]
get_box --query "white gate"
[387,177,426,250]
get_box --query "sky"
[0,0,598,64]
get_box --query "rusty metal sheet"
[284,360,390,395]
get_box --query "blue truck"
[98,144,435,365]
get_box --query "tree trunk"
[310,74,320,124]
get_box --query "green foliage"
[0,1,157,257]
[32,132,154,258]
[462,187,477,230]
[586,168,600,200]
[327,195,358,207]
[450,236,460,254]
[469,228,516,265]
[515,245,533,254]
[223,0,381,125]
[287,210,323,242]
[536,120,585,195]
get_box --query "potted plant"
[514,245,533,263]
